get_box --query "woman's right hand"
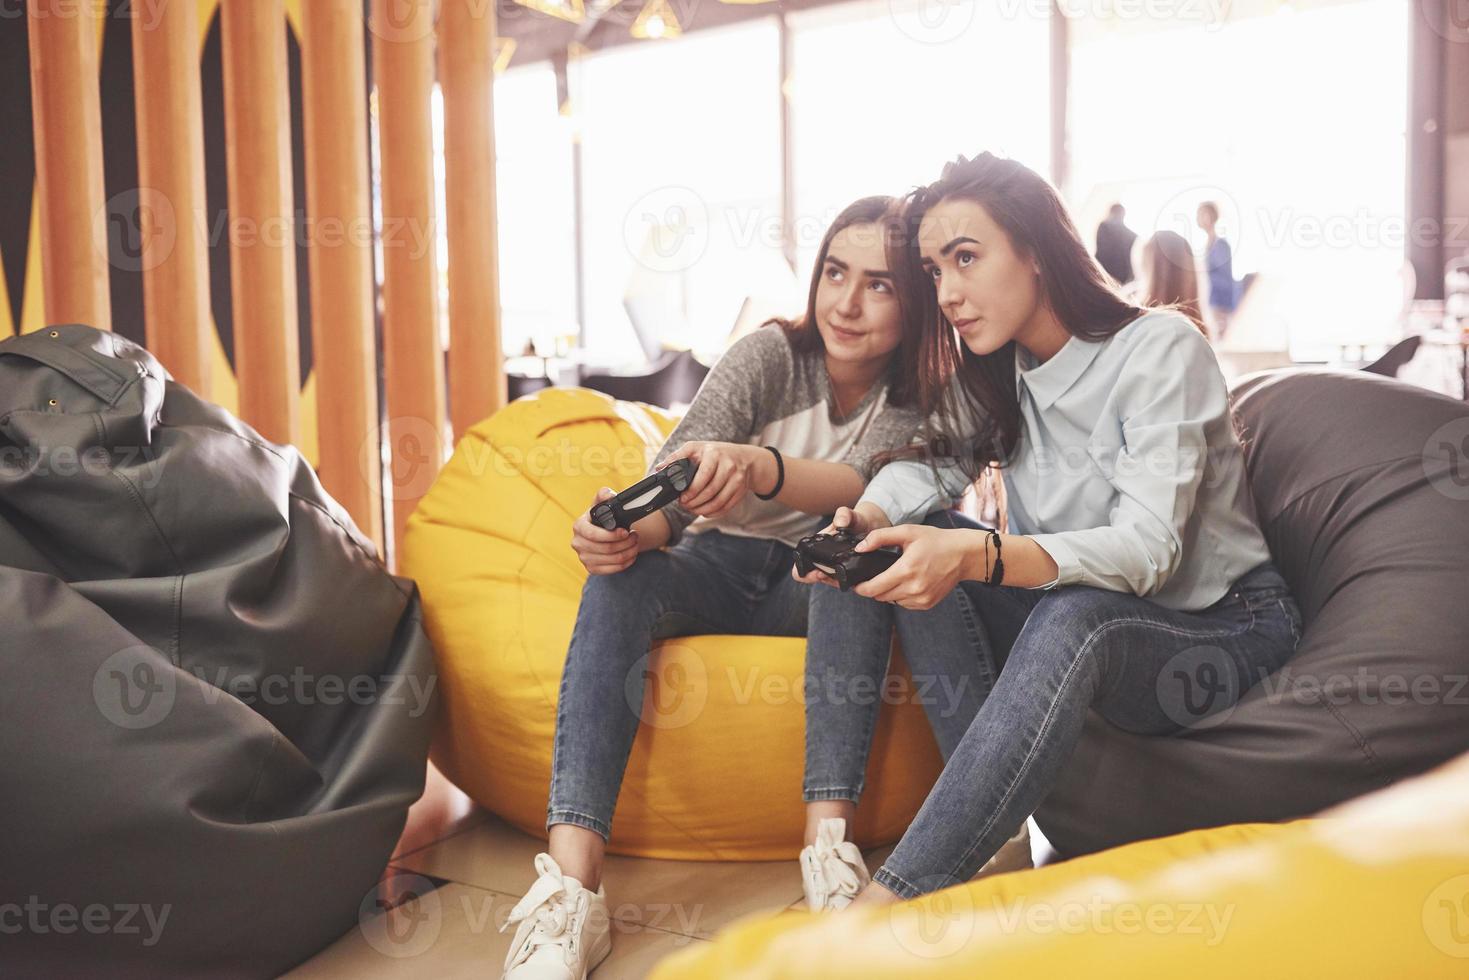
[572,488,640,575]
[792,501,893,588]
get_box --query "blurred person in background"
[1094,203,1138,286]
[1197,201,1238,339]
[1139,229,1206,334]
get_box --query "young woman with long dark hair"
[796,153,1302,907]
[1139,228,1206,331]
[501,197,932,979]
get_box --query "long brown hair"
[767,195,928,408]
[904,153,1147,476]
[1141,230,1206,332]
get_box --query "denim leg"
[748,540,813,639]
[802,584,894,804]
[892,581,1044,761]
[892,509,1044,760]
[873,567,1301,898]
[800,510,999,804]
[547,532,770,839]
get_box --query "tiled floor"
[285,765,1050,978]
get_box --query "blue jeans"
[803,510,987,803]
[548,529,812,840]
[805,516,1304,899]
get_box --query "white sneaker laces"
[802,818,868,910]
[502,854,586,964]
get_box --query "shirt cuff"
[856,487,906,528]
[1027,532,1083,590]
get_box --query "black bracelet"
[984,528,1005,586]
[755,445,784,500]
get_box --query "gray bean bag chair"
[0,324,437,978]
[1037,367,1469,856]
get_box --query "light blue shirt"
[860,311,1273,612]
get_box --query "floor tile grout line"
[390,808,496,862]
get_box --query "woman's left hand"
[667,441,777,519]
[851,524,983,610]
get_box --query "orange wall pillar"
[440,0,508,440]
[301,0,385,555]
[372,0,446,565]
[27,0,111,332]
[131,0,213,393]
[221,0,302,447]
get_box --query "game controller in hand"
[590,458,698,531]
[795,527,901,591]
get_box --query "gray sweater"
[650,325,927,547]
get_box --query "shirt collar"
[1014,334,1104,410]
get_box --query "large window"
[1067,0,1408,357]
[576,20,790,361]
[788,0,1053,277]
[490,64,578,357]
[478,0,1410,365]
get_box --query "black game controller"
[795,527,901,591]
[591,458,698,531]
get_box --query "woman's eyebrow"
[939,236,982,256]
[828,256,890,279]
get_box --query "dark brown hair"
[903,152,1148,477]
[1141,230,1206,332]
[766,195,928,408]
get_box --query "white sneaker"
[799,817,871,912]
[501,853,612,980]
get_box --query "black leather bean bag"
[0,324,436,978]
[1037,367,1469,856]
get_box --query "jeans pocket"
[1202,587,1255,630]
[1238,585,1291,613]
[1233,564,1294,612]
[1275,596,1304,647]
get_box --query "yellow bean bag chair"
[651,750,1469,976]
[402,387,943,860]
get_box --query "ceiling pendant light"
[631,0,682,39]
[493,36,517,75]
[512,0,586,24]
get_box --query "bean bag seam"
[1258,452,1431,776]
[1314,692,1379,769]
[103,406,184,684]
[288,492,410,601]
[478,398,665,532]
[512,511,561,708]
[241,725,283,827]
[483,431,599,527]
[157,418,291,465]
[1263,452,1443,517]
[481,420,652,570]
[104,435,186,667]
